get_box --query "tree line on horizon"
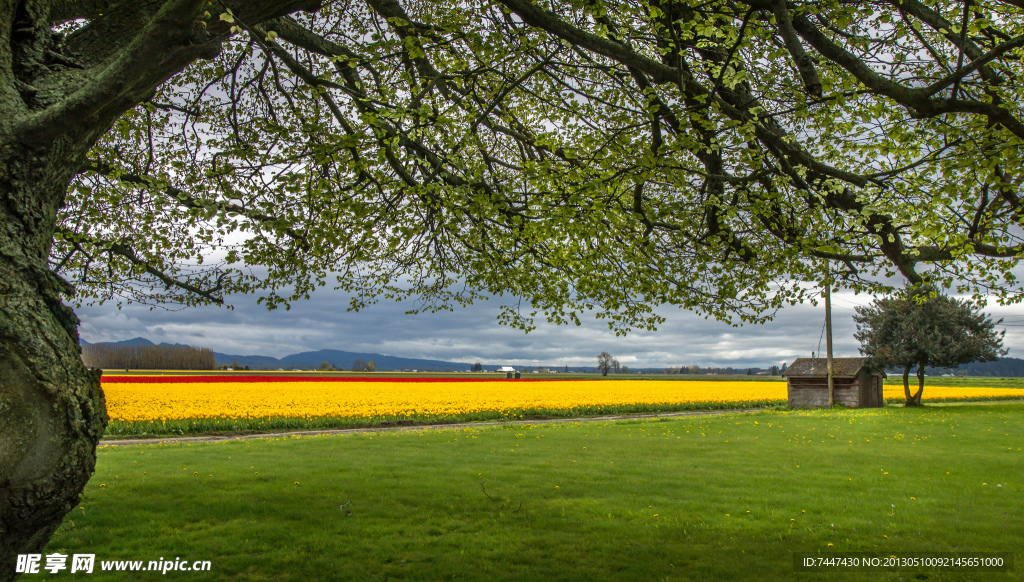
[82,344,216,370]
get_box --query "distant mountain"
[213,349,477,371]
[284,349,476,371]
[212,353,287,370]
[82,337,484,371]
[80,336,156,348]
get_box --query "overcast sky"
[74,287,1024,368]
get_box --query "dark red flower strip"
[101,375,567,383]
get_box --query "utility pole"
[825,264,834,406]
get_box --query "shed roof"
[783,357,885,378]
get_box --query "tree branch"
[54,225,227,304]
[922,33,1024,97]
[787,10,1024,138]
[16,0,214,144]
[769,0,822,96]
[81,159,313,251]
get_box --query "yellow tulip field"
[100,374,1024,436]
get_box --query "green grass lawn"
[46,404,1022,581]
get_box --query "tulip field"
[101,374,1024,436]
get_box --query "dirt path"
[99,408,768,447]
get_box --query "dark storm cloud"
[75,289,1023,368]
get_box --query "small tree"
[471,362,484,372]
[597,352,614,376]
[854,287,1006,406]
[320,361,332,371]
[366,360,376,372]
[612,359,620,374]
[352,359,365,372]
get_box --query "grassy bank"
[51,403,1022,581]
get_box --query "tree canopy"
[853,286,1006,405]
[55,0,1024,334]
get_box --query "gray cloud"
[74,289,1023,368]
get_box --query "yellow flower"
[100,377,1024,425]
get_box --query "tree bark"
[0,138,108,581]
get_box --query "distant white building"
[497,366,516,373]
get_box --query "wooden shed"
[782,357,885,408]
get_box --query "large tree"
[853,287,1006,406]
[4,0,1024,576]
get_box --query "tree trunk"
[0,1,324,576]
[902,363,914,406]
[910,361,926,406]
[902,362,925,407]
[0,139,108,581]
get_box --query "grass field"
[46,403,1022,581]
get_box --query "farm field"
[48,404,1023,581]
[103,369,1024,387]
[100,374,1024,437]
